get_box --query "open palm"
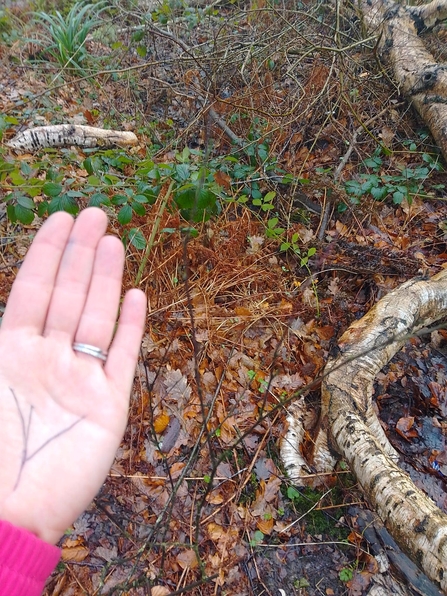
[0,208,146,545]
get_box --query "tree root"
[281,269,447,591]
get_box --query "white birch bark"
[359,0,447,162]
[282,269,447,590]
[6,125,138,152]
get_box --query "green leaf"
[118,204,133,225]
[249,530,264,547]
[264,191,276,202]
[363,156,382,170]
[89,192,110,207]
[133,194,149,204]
[180,226,198,237]
[20,161,33,177]
[339,568,353,582]
[83,157,94,175]
[370,186,387,200]
[104,174,120,185]
[131,201,146,216]
[345,180,363,196]
[42,182,63,197]
[131,29,144,42]
[287,486,300,500]
[392,191,405,204]
[16,195,35,210]
[128,228,146,250]
[111,194,128,206]
[87,175,101,186]
[175,187,219,222]
[6,204,16,223]
[0,160,16,174]
[9,171,25,186]
[175,163,191,182]
[136,45,147,57]
[37,201,49,217]
[15,204,35,225]
[49,194,79,215]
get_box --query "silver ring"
[73,342,108,362]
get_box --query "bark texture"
[282,269,447,591]
[6,125,138,152]
[359,0,447,162]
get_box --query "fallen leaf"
[150,587,171,596]
[396,416,419,440]
[61,545,89,562]
[257,516,274,535]
[154,411,170,434]
[176,549,199,569]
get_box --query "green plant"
[339,566,354,582]
[0,8,15,43]
[343,146,444,208]
[286,486,349,539]
[249,530,264,547]
[1,145,227,252]
[31,0,107,73]
[279,231,316,267]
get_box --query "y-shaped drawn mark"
[10,388,84,490]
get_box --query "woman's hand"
[0,208,146,544]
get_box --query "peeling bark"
[359,0,447,162]
[6,125,138,152]
[281,269,447,590]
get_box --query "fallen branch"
[6,125,138,152]
[282,269,447,590]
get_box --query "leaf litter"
[1,1,447,594]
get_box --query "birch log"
[359,0,447,163]
[6,125,138,152]
[282,269,447,590]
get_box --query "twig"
[208,107,243,146]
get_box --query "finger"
[44,208,108,341]
[1,212,74,333]
[73,235,125,362]
[105,289,147,394]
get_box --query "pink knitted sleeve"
[0,520,61,596]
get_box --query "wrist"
[1,497,63,545]
[0,519,61,596]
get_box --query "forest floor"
[1,0,447,595]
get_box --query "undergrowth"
[1,0,447,593]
